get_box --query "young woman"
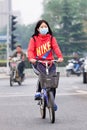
[27,20,63,111]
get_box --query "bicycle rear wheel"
[40,98,46,119]
[48,91,55,123]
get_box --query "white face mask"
[39,27,48,35]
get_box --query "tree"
[41,0,87,54]
[15,23,35,49]
[57,0,87,54]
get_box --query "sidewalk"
[0,67,66,79]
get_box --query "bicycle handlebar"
[9,57,22,62]
[36,59,59,64]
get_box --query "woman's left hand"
[58,58,64,62]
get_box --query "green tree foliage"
[15,24,35,49]
[57,0,87,54]
[0,0,87,55]
[0,23,35,49]
[42,0,87,54]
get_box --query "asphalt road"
[0,75,87,130]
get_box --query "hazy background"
[12,0,43,25]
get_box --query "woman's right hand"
[29,58,36,64]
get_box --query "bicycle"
[35,60,60,123]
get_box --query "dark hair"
[32,19,53,37]
[16,45,22,48]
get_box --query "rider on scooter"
[10,45,26,80]
[72,52,82,72]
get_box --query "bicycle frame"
[41,60,53,105]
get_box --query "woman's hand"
[22,55,25,61]
[58,58,64,62]
[29,58,36,64]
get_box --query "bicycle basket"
[39,72,60,88]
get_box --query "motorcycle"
[66,58,84,77]
[9,57,25,86]
[83,57,87,83]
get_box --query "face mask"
[39,27,48,35]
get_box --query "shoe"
[34,92,41,100]
[54,104,58,111]
[21,74,25,82]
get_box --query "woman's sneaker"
[54,104,58,111]
[34,92,41,100]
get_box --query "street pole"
[6,0,11,74]
[6,13,10,74]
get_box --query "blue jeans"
[74,63,80,71]
[18,61,25,78]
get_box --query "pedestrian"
[27,19,63,111]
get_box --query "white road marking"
[0,93,32,97]
[0,89,86,97]
[57,90,87,96]
[76,90,87,94]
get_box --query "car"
[83,57,87,83]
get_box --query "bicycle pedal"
[37,101,40,105]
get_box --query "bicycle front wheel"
[40,98,46,119]
[48,91,55,123]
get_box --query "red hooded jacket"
[27,34,63,60]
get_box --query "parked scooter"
[66,58,84,77]
[83,57,87,83]
[9,57,25,86]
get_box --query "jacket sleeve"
[51,37,63,58]
[27,38,36,60]
[11,51,17,58]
